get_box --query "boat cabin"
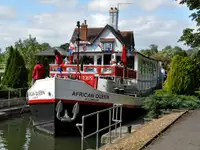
[49,52,137,88]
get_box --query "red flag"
[97,44,102,49]
[82,45,87,51]
[121,45,127,65]
[112,48,114,53]
[69,53,74,64]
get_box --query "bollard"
[127,126,132,134]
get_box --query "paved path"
[145,110,200,150]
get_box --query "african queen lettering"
[72,91,109,100]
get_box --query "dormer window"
[103,42,113,51]
[100,38,115,51]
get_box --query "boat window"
[52,67,58,71]
[101,68,113,74]
[81,55,94,65]
[66,67,77,72]
[86,67,98,73]
[104,54,111,65]
[116,56,121,63]
[127,56,134,69]
[97,55,102,65]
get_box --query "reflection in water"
[24,127,31,150]
[0,115,97,150]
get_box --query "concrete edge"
[138,110,189,150]
[0,105,30,122]
[100,124,143,147]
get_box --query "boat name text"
[29,90,45,96]
[72,91,109,100]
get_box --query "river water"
[0,114,97,150]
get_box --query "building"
[70,7,135,65]
[36,7,135,65]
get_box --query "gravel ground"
[145,110,200,150]
[100,111,186,150]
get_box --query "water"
[0,114,97,150]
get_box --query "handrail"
[76,104,123,150]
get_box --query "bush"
[164,55,200,95]
[2,47,28,89]
[143,92,200,118]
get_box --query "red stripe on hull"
[28,99,141,108]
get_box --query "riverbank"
[100,110,188,150]
[0,98,30,121]
[0,105,30,118]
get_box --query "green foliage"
[14,35,51,84]
[164,55,200,95]
[177,0,200,48]
[143,92,200,118]
[2,47,28,89]
[60,43,69,51]
[2,46,14,84]
[139,44,187,71]
[140,44,158,57]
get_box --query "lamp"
[76,21,81,76]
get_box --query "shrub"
[143,93,200,119]
[164,55,200,95]
[2,47,28,89]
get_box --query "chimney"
[109,7,119,31]
[80,20,88,41]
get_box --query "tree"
[2,47,14,84]
[60,43,69,51]
[15,35,51,69]
[14,35,51,84]
[2,47,28,88]
[149,44,158,54]
[178,0,200,48]
[140,44,159,57]
[164,55,200,95]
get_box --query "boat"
[27,7,162,136]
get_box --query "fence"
[76,104,123,150]
[0,88,28,109]
[0,88,27,99]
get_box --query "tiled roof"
[70,24,135,48]
[35,47,68,56]
[70,28,103,43]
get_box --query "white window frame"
[102,42,114,51]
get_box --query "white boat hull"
[28,77,143,107]
[27,77,144,136]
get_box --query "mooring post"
[127,126,132,134]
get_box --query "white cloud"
[88,0,186,12]
[0,1,196,52]
[88,0,134,12]
[89,13,109,27]
[137,0,168,11]
[0,5,16,21]
[117,15,194,49]
[39,0,78,7]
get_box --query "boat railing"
[49,64,137,79]
[76,104,123,150]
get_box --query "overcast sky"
[0,0,196,52]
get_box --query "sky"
[0,0,196,52]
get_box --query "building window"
[103,43,113,51]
